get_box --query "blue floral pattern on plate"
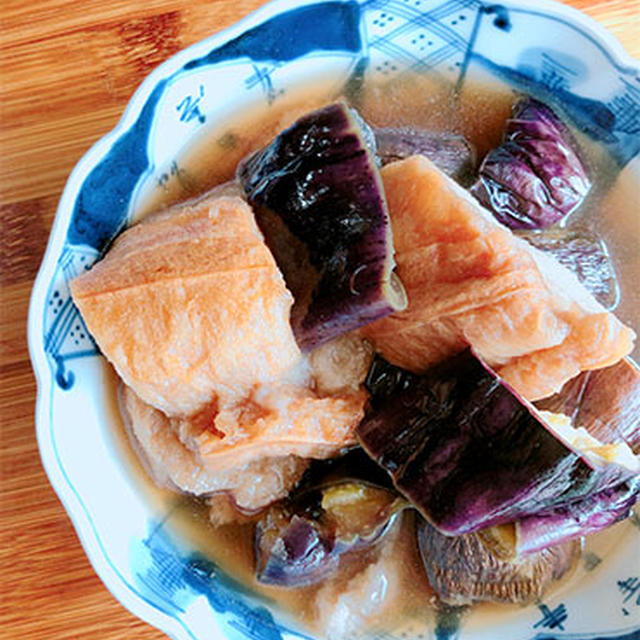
[30,1,640,638]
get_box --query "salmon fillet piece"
[119,383,309,512]
[192,385,365,470]
[75,185,367,477]
[363,156,635,400]
[120,379,363,503]
[71,185,301,417]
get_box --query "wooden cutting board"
[1,1,638,638]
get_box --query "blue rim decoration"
[32,0,640,638]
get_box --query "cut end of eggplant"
[386,271,408,312]
[256,509,338,587]
[539,410,639,474]
[238,102,400,351]
[477,524,518,563]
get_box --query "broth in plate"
[111,70,638,638]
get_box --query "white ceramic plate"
[29,1,640,638]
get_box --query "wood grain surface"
[1,1,638,638]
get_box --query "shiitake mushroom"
[417,518,580,605]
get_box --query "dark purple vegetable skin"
[521,227,619,309]
[255,480,402,587]
[237,102,406,351]
[515,477,639,555]
[508,357,640,553]
[417,518,580,605]
[374,127,476,185]
[255,510,338,587]
[357,351,638,536]
[471,96,591,230]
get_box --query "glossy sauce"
[125,72,639,637]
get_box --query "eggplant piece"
[357,350,639,535]
[374,127,476,185]
[295,447,397,495]
[477,478,639,558]
[492,359,640,554]
[238,102,406,351]
[514,477,640,555]
[520,227,619,309]
[536,357,640,453]
[255,480,404,587]
[471,96,591,229]
[256,509,338,587]
[417,518,580,605]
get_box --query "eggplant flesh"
[374,127,476,185]
[417,518,580,605]
[536,357,640,453]
[471,96,591,230]
[238,102,406,351]
[520,227,619,310]
[357,350,639,535]
[254,479,403,587]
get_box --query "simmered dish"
[70,95,639,637]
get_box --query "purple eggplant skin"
[515,477,639,555]
[521,357,640,553]
[255,511,339,587]
[254,480,403,587]
[521,227,619,309]
[374,127,476,185]
[417,518,580,605]
[471,96,591,230]
[237,102,406,351]
[357,350,639,536]
[536,357,640,453]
